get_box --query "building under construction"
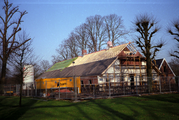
[36,42,176,97]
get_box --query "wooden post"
[35,81,37,97]
[45,81,47,98]
[74,77,77,101]
[10,84,11,96]
[139,57,142,85]
[159,76,161,93]
[169,77,171,92]
[136,76,138,95]
[109,74,111,98]
[66,79,67,99]
[113,66,116,86]
[40,80,41,97]
[119,59,122,86]
[93,78,95,98]
[177,77,179,92]
[134,55,136,75]
[123,76,125,95]
[59,79,60,100]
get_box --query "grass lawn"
[0,93,179,120]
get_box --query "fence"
[2,76,179,100]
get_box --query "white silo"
[23,65,34,89]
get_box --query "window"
[106,78,109,82]
[140,75,143,80]
[153,75,157,80]
[121,75,124,81]
[81,80,83,85]
[89,80,92,84]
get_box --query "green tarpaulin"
[47,57,77,72]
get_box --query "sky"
[1,0,179,64]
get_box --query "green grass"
[1,93,179,120]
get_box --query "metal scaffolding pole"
[45,81,47,97]
[136,76,138,95]
[109,76,111,98]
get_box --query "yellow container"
[35,77,81,93]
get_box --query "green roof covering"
[47,57,78,72]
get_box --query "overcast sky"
[1,0,179,64]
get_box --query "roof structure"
[47,57,77,72]
[69,43,129,67]
[153,58,176,76]
[37,57,117,79]
[37,42,147,79]
[152,59,163,68]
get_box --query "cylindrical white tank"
[23,65,34,89]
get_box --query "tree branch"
[7,21,17,29]
[8,38,31,56]
[170,53,179,59]
[151,48,159,59]
[7,6,19,23]
[149,28,158,42]
[0,16,5,24]
[151,43,164,49]
[0,29,3,36]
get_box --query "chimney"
[107,41,113,48]
[82,49,87,56]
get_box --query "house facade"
[153,58,176,84]
[36,42,166,92]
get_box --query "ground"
[0,93,179,120]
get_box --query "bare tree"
[52,43,70,63]
[33,62,44,80]
[0,0,30,93]
[85,15,106,52]
[9,31,32,107]
[64,32,80,58]
[74,24,89,55]
[169,58,179,76]
[40,60,51,72]
[168,19,179,59]
[0,60,1,79]
[134,14,165,92]
[52,14,128,62]
[104,14,128,46]
[51,55,61,65]
[52,33,80,63]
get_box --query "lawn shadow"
[0,96,10,103]
[0,96,38,120]
[124,98,160,119]
[27,101,93,120]
[74,102,93,120]
[89,99,135,120]
[142,93,179,103]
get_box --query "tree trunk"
[146,56,153,93]
[0,59,7,94]
[19,83,22,107]
[19,74,23,107]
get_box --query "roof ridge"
[81,42,129,56]
[55,57,78,64]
